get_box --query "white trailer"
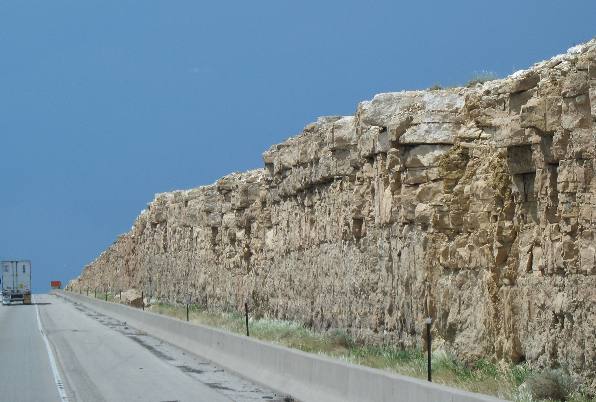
[1,260,32,305]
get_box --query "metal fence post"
[426,317,432,382]
[244,302,250,337]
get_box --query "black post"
[141,291,144,311]
[244,302,249,337]
[105,290,108,301]
[426,317,432,382]
[94,288,97,298]
[186,303,189,321]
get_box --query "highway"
[0,296,60,401]
[0,294,290,402]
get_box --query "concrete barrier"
[57,291,506,402]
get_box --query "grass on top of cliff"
[145,302,594,401]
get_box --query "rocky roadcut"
[71,40,596,392]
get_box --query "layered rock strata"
[71,40,596,390]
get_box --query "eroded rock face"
[69,40,596,390]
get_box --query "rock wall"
[71,40,596,390]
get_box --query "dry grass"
[145,302,593,401]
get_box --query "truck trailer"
[1,260,32,305]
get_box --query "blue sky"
[0,1,594,291]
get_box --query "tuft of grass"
[466,70,499,87]
[509,363,532,386]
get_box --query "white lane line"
[35,296,69,401]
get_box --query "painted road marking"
[35,296,69,401]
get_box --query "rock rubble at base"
[70,39,596,391]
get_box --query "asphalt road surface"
[0,294,290,402]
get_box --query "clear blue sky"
[1,1,594,292]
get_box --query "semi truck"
[1,260,32,305]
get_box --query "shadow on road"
[3,302,52,306]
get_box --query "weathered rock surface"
[70,40,596,390]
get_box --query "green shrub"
[527,368,573,401]
[509,363,532,386]
[328,329,353,348]
[474,359,499,379]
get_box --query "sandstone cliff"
[71,40,596,390]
